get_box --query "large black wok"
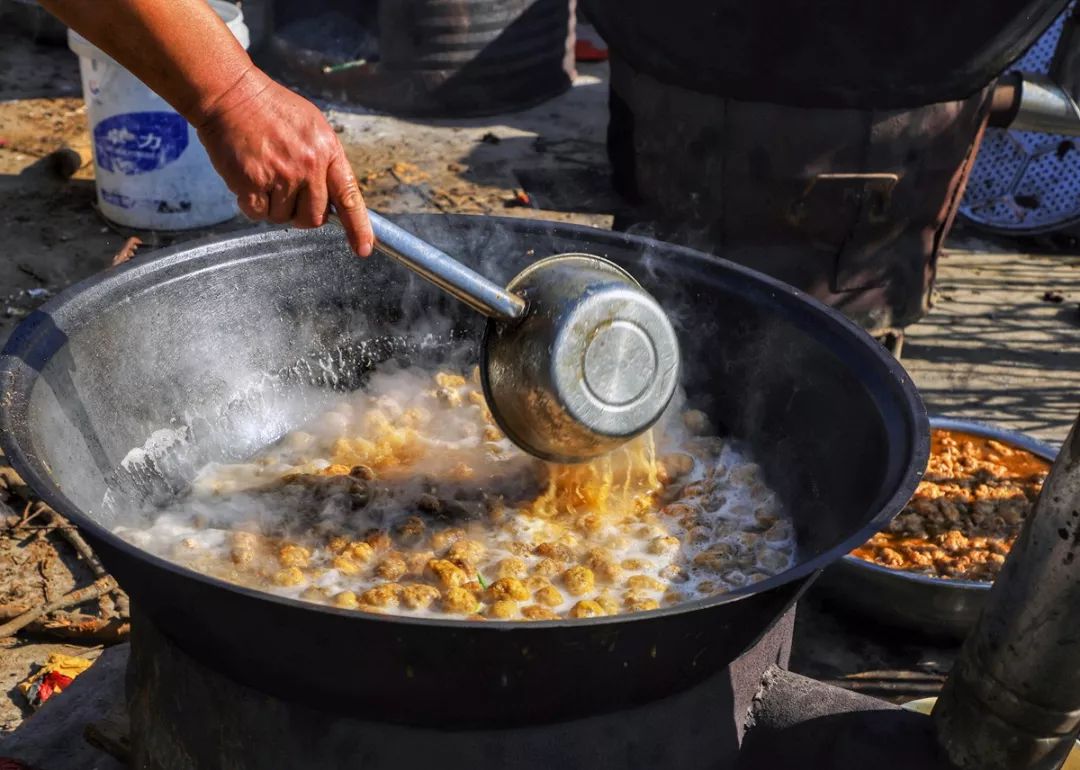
[0,215,927,726]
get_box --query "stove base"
[0,606,963,770]
[129,607,794,770]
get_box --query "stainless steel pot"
[818,416,1058,639]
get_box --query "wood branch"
[19,501,46,528]
[0,604,129,643]
[32,616,129,645]
[0,576,116,638]
[46,509,108,577]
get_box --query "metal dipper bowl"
[330,211,681,463]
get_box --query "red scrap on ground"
[575,39,608,62]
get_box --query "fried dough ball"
[494,557,527,580]
[569,600,605,618]
[332,554,363,576]
[401,583,440,611]
[487,600,519,619]
[426,559,469,589]
[442,586,480,614]
[643,535,678,552]
[595,591,620,615]
[394,516,427,546]
[535,542,574,562]
[562,566,595,596]
[625,596,660,612]
[436,388,463,408]
[533,585,564,608]
[532,558,563,578]
[332,591,359,609]
[272,567,305,586]
[375,552,408,581]
[523,575,551,593]
[229,532,260,566]
[584,548,622,584]
[485,577,530,603]
[430,528,466,553]
[348,542,376,563]
[359,583,401,608]
[522,605,559,621]
[447,539,486,566]
[278,544,310,568]
[659,564,688,583]
[692,543,736,571]
[364,530,393,551]
[301,586,330,602]
[757,548,791,573]
[435,372,468,389]
[626,575,664,593]
[404,550,435,577]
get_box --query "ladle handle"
[328,210,526,322]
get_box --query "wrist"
[187,64,273,130]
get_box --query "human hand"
[195,70,374,256]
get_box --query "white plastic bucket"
[68,1,250,230]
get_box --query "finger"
[268,179,300,225]
[295,177,328,229]
[238,191,270,222]
[327,153,373,257]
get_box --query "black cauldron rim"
[0,214,928,635]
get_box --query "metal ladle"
[329,211,680,464]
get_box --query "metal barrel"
[377,0,575,114]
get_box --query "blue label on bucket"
[100,189,194,214]
[100,189,135,209]
[93,112,189,175]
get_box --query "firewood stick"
[0,576,116,638]
[34,617,130,645]
[46,510,108,578]
[0,605,129,643]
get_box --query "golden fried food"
[852,429,1050,581]
[119,366,796,621]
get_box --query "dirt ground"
[904,234,1080,443]
[0,17,1078,744]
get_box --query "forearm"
[40,0,263,126]
[41,0,374,254]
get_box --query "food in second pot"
[851,428,1051,581]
